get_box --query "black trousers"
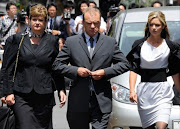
[13,91,55,129]
[67,92,111,129]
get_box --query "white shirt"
[84,32,98,52]
[48,17,55,30]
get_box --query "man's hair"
[89,0,97,7]
[6,1,16,10]
[47,2,58,10]
[63,0,75,9]
[151,1,163,7]
[78,0,89,9]
[82,7,101,21]
[30,4,48,21]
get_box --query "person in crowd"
[61,0,75,40]
[88,0,97,7]
[127,11,180,129]
[47,2,66,51]
[46,2,65,37]
[2,4,66,129]
[151,0,163,7]
[88,0,107,34]
[15,10,28,33]
[74,0,89,35]
[118,3,126,11]
[53,7,129,129]
[0,1,17,49]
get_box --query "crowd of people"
[0,0,180,129]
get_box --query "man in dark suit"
[46,2,65,38]
[53,7,130,129]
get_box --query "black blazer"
[53,33,130,113]
[2,32,65,96]
[127,37,180,76]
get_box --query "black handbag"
[0,104,15,129]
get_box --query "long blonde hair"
[144,11,170,39]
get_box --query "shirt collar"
[49,17,55,21]
[84,32,98,43]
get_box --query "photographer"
[106,5,120,34]
[62,0,75,39]
[0,1,17,49]
[15,10,28,33]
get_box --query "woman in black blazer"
[2,4,66,129]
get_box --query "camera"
[16,10,27,23]
[63,11,71,20]
[109,6,120,18]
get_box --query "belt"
[140,68,167,82]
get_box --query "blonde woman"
[2,4,66,129]
[127,11,180,129]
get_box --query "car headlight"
[111,83,136,105]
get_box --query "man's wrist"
[130,90,135,93]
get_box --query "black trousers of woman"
[12,91,55,129]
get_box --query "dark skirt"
[12,91,55,129]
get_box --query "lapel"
[79,33,104,60]
[23,33,49,56]
[79,33,91,59]
[23,34,35,56]
[36,33,49,54]
[92,33,103,59]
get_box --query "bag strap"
[12,35,25,82]
[2,18,16,37]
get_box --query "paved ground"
[53,91,69,129]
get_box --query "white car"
[107,6,180,129]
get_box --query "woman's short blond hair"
[30,4,48,21]
[145,11,170,39]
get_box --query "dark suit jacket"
[2,32,65,96]
[53,33,130,113]
[47,16,65,38]
[127,37,180,76]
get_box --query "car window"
[119,21,180,56]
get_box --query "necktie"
[50,19,53,30]
[89,37,94,58]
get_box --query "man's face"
[83,12,100,37]
[119,5,125,11]
[7,5,17,17]
[80,3,88,14]
[48,6,57,18]
[64,7,73,12]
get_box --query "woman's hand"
[59,90,66,108]
[6,94,15,106]
[129,91,138,103]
